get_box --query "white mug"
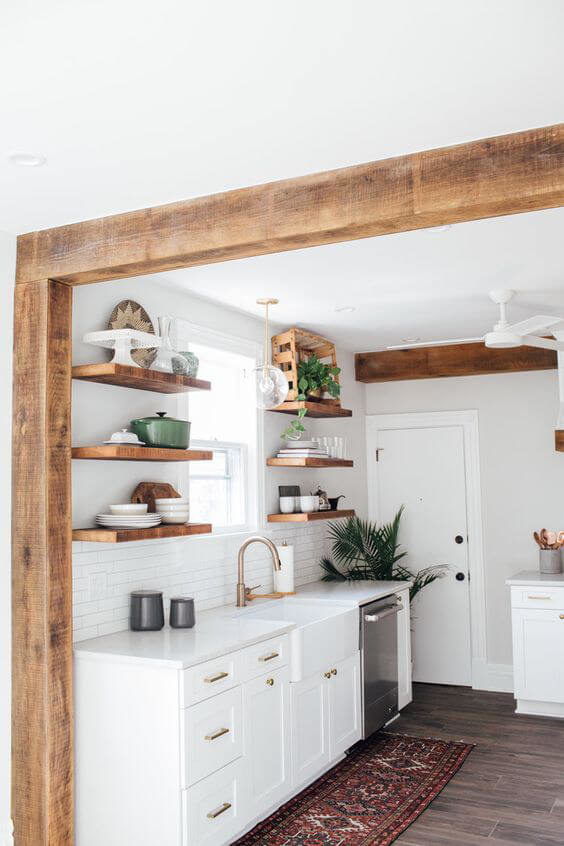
[279,496,295,514]
[299,495,318,513]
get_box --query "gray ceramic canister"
[169,596,196,628]
[130,590,165,631]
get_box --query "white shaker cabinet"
[508,575,564,718]
[291,651,361,790]
[243,665,291,819]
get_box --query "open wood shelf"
[556,430,564,451]
[72,362,211,394]
[72,445,213,462]
[267,457,353,468]
[72,523,212,543]
[270,400,352,418]
[267,509,355,523]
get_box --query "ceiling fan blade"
[387,337,483,350]
[506,315,563,337]
[524,336,564,352]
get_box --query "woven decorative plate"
[107,300,157,367]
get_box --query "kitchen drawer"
[182,687,243,787]
[181,651,242,707]
[511,585,564,610]
[182,758,247,846]
[240,634,289,681]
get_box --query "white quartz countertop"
[74,580,411,669]
[506,570,564,587]
[294,579,412,605]
[74,602,296,669]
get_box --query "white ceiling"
[2,0,563,350]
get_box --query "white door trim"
[366,410,488,692]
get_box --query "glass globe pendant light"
[254,298,289,409]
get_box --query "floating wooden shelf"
[270,401,352,418]
[267,457,353,468]
[267,509,355,523]
[556,430,564,451]
[72,362,211,394]
[72,523,212,543]
[72,445,213,462]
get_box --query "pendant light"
[254,298,289,409]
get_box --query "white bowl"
[159,512,190,524]
[109,503,148,515]
[156,503,191,512]
[155,497,188,506]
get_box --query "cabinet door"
[290,670,330,789]
[397,590,413,710]
[328,652,361,760]
[512,608,564,702]
[243,666,291,819]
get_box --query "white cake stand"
[83,329,162,368]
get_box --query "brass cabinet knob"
[331,668,337,676]
[324,671,332,679]
[266,677,274,686]
[560,614,564,620]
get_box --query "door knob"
[455,535,464,544]
[455,572,466,581]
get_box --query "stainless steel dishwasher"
[360,595,402,739]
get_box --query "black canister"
[130,590,164,631]
[169,596,196,629]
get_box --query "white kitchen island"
[74,580,411,846]
[507,570,564,718]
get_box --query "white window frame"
[188,439,249,534]
[170,318,265,537]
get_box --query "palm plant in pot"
[319,507,445,602]
[281,354,341,440]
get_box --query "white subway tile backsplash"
[72,526,327,641]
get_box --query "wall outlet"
[90,572,108,600]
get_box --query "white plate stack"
[96,508,162,529]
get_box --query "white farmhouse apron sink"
[234,600,358,681]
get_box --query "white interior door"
[367,420,472,686]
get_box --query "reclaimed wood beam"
[12,279,73,845]
[355,342,557,382]
[17,123,564,287]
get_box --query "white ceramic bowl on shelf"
[154,497,189,507]
[109,503,148,515]
[159,511,190,524]
[156,503,191,513]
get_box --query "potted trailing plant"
[281,354,341,440]
[319,508,445,603]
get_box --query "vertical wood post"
[12,279,73,845]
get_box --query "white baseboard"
[472,661,514,693]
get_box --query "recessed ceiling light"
[335,306,356,313]
[9,153,47,168]
[401,337,421,343]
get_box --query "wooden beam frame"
[11,123,564,845]
[355,342,557,383]
[16,124,564,287]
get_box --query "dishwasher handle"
[363,602,402,623]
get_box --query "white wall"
[365,369,564,673]
[72,276,366,638]
[0,231,15,845]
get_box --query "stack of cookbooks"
[275,439,329,459]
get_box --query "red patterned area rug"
[234,732,473,846]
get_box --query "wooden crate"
[271,327,340,403]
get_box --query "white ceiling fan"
[387,290,564,352]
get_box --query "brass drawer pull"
[207,802,231,819]
[527,595,551,601]
[205,727,229,742]
[324,671,332,679]
[266,677,274,686]
[331,668,337,676]
[258,651,279,663]
[559,614,564,620]
[204,671,229,684]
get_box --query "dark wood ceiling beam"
[355,342,557,382]
[16,123,564,287]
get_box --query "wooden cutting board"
[131,482,182,513]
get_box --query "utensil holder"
[539,548,562,574]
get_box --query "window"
[172,321,261,533]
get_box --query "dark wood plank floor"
[390,684,564,845]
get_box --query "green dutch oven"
[130,411,191,449]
